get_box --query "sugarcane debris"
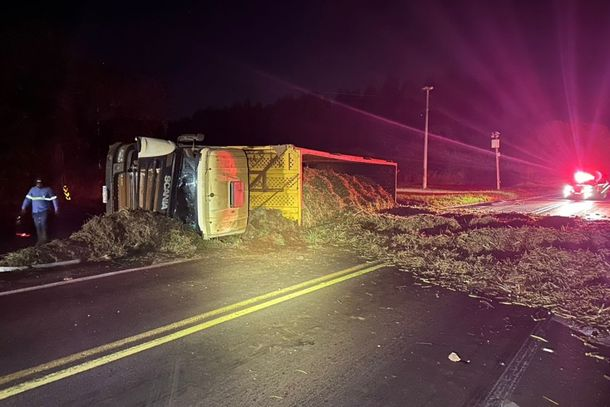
[585,352,608,361]
[480,300,494,309]
[542,395,560,405]
[530,334,549,343]
[448,352,461,362]
[531,310,550,322]
[305,207,610,339]
[448,352,470,363]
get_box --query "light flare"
[574,170,594,184]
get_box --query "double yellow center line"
[0,260,388,401]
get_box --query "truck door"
[198,148,249,239]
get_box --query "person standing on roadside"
[21,177,59,244]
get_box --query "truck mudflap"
[105,138,179,216]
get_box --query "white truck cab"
[105,136,249,239]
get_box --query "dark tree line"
[0,21,167,208]
[168,80,530,187]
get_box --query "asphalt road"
[478,194,610,220]
[1,247,609,407]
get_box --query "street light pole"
[491,131,501,190]
[422,86,434,190]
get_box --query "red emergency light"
[574,171,595,184]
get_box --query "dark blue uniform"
[22,186,59,244]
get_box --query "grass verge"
[397,190,519,208]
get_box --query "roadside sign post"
[422,86,434,190]
[491,131,501,190]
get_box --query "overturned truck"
[104,136,397,239]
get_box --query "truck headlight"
[563,185,574,198]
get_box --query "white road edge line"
[0,259,82,273]
[0,258,202,298]
[0,266,28,273]
[31,259,82,269]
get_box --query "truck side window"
[174,157,198,229]
[229,181,245,208]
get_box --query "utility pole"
[491,131,501,190]
[422,86,434,189]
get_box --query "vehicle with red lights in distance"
[563,170,610,200]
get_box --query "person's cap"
[35,177,43,183]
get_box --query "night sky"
[3,0,610,176]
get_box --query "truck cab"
[104,136,249,239]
